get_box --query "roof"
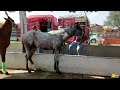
[28,15,54,18]
[90,24,101,27]
[27,15,56,22]
[27,15,58,26]
[17,15,58,28]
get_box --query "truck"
[103,29,120,46]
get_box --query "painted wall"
[0,53,120,76]
[7,43,120,57]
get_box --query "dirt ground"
[0,69,112,79]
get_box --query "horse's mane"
[48,29,65,34]
[48,27,75,35]
[1,20,8,29]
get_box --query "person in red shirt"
[68,34,87,55]
[47,19,52,32]
[32,25,41,31]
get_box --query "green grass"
[10,41,21,44]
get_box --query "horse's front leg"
[54,50,61,75]
[1,50,9,75]
[25,55,31,73]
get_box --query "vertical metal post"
[19,11,27,53]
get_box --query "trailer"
[16,15,58,39]
[27,15,58,31]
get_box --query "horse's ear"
[74,22,79,26]
[5,11,9,18]
[4,18,7,20]
[74,23,77,25]
[8,16,11,19]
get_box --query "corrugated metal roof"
[27,15,58,26]
[27,15,55,21]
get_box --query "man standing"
[32,25,41,31]
[68,35,87,55]
[47,19,52,32]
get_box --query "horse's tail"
[22,41,26,53]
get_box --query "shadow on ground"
[0,70,111,79]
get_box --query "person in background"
[42,17,48,26]
[32,25,41,31]
[58,25,62,29]
[68,35,87,56]
[47,19,52,32]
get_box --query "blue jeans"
[68,41,84,55]
[37,48,44,53]
[47,28,51,32]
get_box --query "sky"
[0,11,109,25]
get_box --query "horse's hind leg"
[54,50,61,75]
[30,47,37,72]
[1,49,9,75]
[53,49,61,54]
[26,47,37,73]
[25,54,31,73]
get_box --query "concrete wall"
[0,52,120,76]
[7,43,120,57]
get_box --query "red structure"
[27,15,58,31]
[16,15,58,38]
[58,18,75,28]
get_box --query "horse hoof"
[5,72,9,75]
[28,70,31,73]
[56,70,61,75]
[58,72,62,75]
[1,70,9,75]
[34,70,38,73]
[0,71,3,74]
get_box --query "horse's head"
[4,11,18,29]
[72,22,84,38]
[4,17,17,29]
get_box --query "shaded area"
[0,69,111,79]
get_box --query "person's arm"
[79,36,87,44]
[72,36,77,42]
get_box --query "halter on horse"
[22,22,83,74]
[0,11,17,75]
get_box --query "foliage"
[104,11,120,29]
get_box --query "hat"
[32,26,37,30]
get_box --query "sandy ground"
[0,69,112,79]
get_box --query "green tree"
[104,11,120,29]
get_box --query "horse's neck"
[0,21,12,37]
[61,27,75,42]
[60,33,72,42]
[48,29,65,34]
